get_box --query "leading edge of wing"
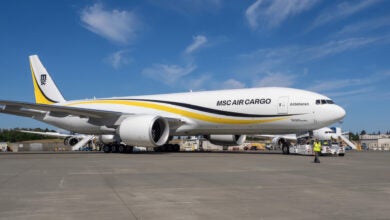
[0,100,122,119]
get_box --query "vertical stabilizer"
[29,55,65,104]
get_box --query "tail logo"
[40,74,47,86]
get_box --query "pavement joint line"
[93,161,139,220]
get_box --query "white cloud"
[80,3,139,44]
[239,37,382,71]
[306,78,368,92]
[105,50,130,69]
[148,0,222,14]
[185,35,208,54]
[310,0,382,30]
[305,72,390,100]
[142,63,197,85]
[325,87,373,98]
[335,16,390,37]
[302,37,380,61]
[253,72,297,87]
[186,75,211,90]
[221,79,246,89]
[245,0,319,29]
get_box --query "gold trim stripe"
[67,100,287,125]
[30,63,54,105]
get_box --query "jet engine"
[64,136,79,146]
[117,115,170,147]
[205,134,246,146]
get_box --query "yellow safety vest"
[313,141,322,152]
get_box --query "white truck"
[289,140,345,156]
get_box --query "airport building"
[360,134,390,151]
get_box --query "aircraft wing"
[0,100,183,128]
[0,100,122,119]
[18,130,72,138]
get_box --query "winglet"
[29,55,65,104]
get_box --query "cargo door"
[277,96,289,114]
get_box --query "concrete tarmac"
[0,151,389,220]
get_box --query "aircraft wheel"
[339,153,345,157]
[166,144,173,152]
[154,147,161,152]
[127,146,134,153]
[111,145,119,153]
[103,145,112,153]
[173,144,180,152]
[118,144,126,153]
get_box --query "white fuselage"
[39,87,346,136]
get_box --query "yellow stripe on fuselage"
[66,100,287,125]
[30,64,54,105]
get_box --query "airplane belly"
[41,115,109,134]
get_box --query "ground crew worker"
[313,139,321,163]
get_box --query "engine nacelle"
[117,115,170,147]
[206,134,246,146]
[64,136,79,146]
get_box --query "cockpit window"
[316,99,335,105]
[326,100,335,104]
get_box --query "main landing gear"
[103,144,134,153]
[153,144,180,152]
[102,143,180,153]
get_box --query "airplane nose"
[335,105,346,121]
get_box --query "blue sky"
[0,0,389,133]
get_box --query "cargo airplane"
[258,127,356,153]
[0,55,346,153]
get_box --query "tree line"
[0,128,56,142]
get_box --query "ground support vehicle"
[289,140,345,156]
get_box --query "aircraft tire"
[103,145,112,153]
[126,146,134,153]
[154,147,161,152]
[173,144,180,152]
[339,153,345,157]
[166,144,173,152]
[118,144,126,153]
[112,145,119,153]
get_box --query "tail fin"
[29,55,65,104]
